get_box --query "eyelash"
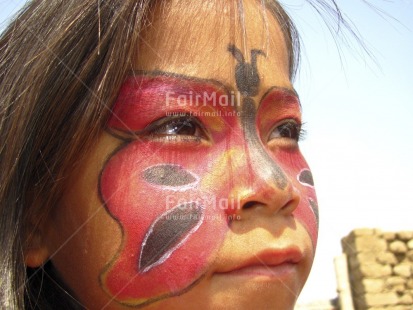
[145,115,306,145]
[268,120,306,143]
[146,115,208,141]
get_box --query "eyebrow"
[128,70,232,94]
[127,70,300,109]
[261,85,300,100]
[123,71,242,115]
[258,85,301,109]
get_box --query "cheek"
[99,141,229,306]
[271,149,319,247]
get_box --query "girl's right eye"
[146,115,209,141]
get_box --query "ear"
[24,221,51,268]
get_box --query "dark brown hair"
[0,1,154,308]
[0,0,344,308]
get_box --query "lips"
[216,247,303,277]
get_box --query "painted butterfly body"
[228,44,265,97]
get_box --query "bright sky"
[287,0,413,303]
[1,0,412,306]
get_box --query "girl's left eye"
[268,120,303,142]
[148,115,208,140]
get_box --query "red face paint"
[100,74,240,306]
[258,88,318,246]
[99,73,318,306]
[107,74,238,137]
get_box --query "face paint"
[99,74,240,306]
[142,164,198,189]
[107,73,237,134]
[228,44,265,97]
[228,45,288,191]
[240,97,288,190]
[230,44,319,246]
[257,87,319,246]
[309,198,319,228]
[298,169,315,187]
[99,46,318,305]
[139,202,203,273]
[298,169,319,228]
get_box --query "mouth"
[215,247,303,280]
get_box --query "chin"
[210,281,299,310]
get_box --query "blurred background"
[286,0,413,304]
[1,0,412,306]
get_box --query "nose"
[220,95,300,221]
[223,148,300,221]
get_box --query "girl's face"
[39,1,318,309]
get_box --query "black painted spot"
[309,198,319,227]
[228,44,265,97]
[143,164,197,187]
[139,202,203,273]
[298,169,314,187]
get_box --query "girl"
[0,0,338,309]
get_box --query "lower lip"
[218,263,297,280]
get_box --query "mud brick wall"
[341,229,413,310]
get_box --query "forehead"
[134,0,292,93]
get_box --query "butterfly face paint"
[256,87,319,245]
[99,74,241,306]
[229,44,318,245]
[99,45,318,307]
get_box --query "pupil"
[281,127,291,138]
[280,124,296,139]
[169,119,195,135]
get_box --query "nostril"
[242,201,259,210]
[281,198,299,214]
